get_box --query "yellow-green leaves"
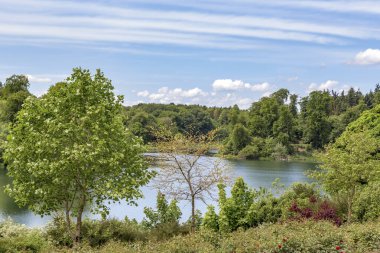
[5,68,154,226]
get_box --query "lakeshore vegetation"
[0,69,379,252]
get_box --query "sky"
[1,0,380,109]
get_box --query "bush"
[353,182,380,221]
[81,218,148,247]
[45,215,73,247]
[238,145,260,160]
[0,220,48,253]
[271,143,288,160]
[94,221,380,253]
[46,216,148,248]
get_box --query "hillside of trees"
[124,85,380,160]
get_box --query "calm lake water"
[0,159,316,227]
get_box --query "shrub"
[81,218,147,247]
[353,182,380,221]
[271,143,288,160]
[46,216,148,248]
[45,215,73,247]
[0,220,48,253]
[288,198,342,226]
[94,220,380,253]
[238,144,260,160]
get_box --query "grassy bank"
[1,219,379,253]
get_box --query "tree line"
[124,85,380,159]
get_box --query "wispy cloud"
[0,0,378,51]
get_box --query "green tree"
[142,192,181,228]
[218,178,255,232]
[301,91,332,148]
[5,68,154,243]
[249,97,280,137]
[2,90,31,122]
[273,106,294,146]
[311,105,380,222]
[202,205,219,231]
[228,123,251,154]
[1,74,29,97]
[0,75,32,122]
[289,94,298,116]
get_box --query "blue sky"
[1,0,380,108]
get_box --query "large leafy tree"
[5,68,154,243]
[312,105,380,222]
[301,91,332,148]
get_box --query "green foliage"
[95,221,380,253]
[226,123,251,154]
[353,182,380,221]
[122,86,378,160]
[202,206,219,231]
[218,178,255,232]
[271,143,288,160]
[81,218,147,247]
[0,75,32,123]
[142,192,182,229]
[301,91,332,148]
[45,215,74,247]
[311,105,380,222]
[4,68,154,240]
[124,103,215,143]
[2,90,31,122]
[0,220,48,253]
[1,75,29,96]
[46,216,148,248]
[238,144,260,160]
[246,194,282,227]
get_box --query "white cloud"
[137,90,149,97]
[250,82,270,91]
[352,49,380,65]
[137,86,208,103]
[212,79,245,91]
[26,74,52,83]
[308,80,338,92]
[212,79,270,92]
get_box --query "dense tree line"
[0,73,379,161]
[124,85,380,159]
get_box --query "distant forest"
[124,85,380,159]
[0,74,379,160]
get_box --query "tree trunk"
[191,195,195,233]
[64,203,74,242]
[74,195,86,244]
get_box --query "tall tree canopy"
[5,68,154,242]
[312,104,380,222]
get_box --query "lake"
[0,159,316,227]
